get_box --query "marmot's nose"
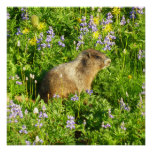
[104,58,111,65]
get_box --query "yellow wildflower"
[22,28,29,34]
[93,31,99,39]
[93,17,99,25]
[103,24,112,33]
[37,22,46,30]
[29,36,37,46]
[128,75,132,79]
[77,18,82,23]
[112,7,120,15]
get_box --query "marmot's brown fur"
[39,48,111,102]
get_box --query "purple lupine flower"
[47,26,55,38]
[137,94,143,109]
[16,27,23,35]
[103,45,111,51]
[61,35,65,41]
[96,40,103,45]
[107,12,113,20]
[37,33,43,44]
[98,35,102,39]
[88,15,98,32]
[47,43,51,48]
[39,111,48,119]
[37,39,42,44]
[81,16,86,22]
[104,36,111,45]
[120,98,130,111]
[71,94,79,101]
[53,94,60,98]
[39,111,43,118]
[39,139,43,143]
[25,140,31,145]
[58,41,65,47]
[45,35,52,43]
[80,27,89,34]
[7,30,10,37]
[120,121,126,130]
[16,81,22,85]
[35,119,43,128]
[120,15,126,25]
[141,83,145,95]
[19,130,23,133]
[66,115,75,129]
[76,41,84,50]
[40,32,43,37]
[14,119,18,123]
[108,109,114,118]
[19,125,28,134]
[7,12,10,19]
[80,23,85,27]
[79,16,88,34]
[95,35,103,46]
[78,34,83,40]
[41,43,47,48]
[19,111,23,118]
[142,83,145,89]
[68,115,75,120]
[101,122,111,128]
[137,7,144,14]
[37,46,41,50]
[101,12,113,26]
[25,109,28,115]
[21,8,26,11]
[105,124,111,128]
[130,8,136,19]
[86,89,93,95]
[43,113,48,118]
[21,8,29,20]
[61,43,65,47]
[137,50,145,60]
[21,13,29,20]
[42,105,46,111]
[103,32,116,50]
[90,24,98,32]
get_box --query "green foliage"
[7,7,145,145]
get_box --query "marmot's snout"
[104,58,111,67]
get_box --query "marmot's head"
[79,48,111,70]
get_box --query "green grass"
[7,7,145,145]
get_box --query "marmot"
[39,48,111,102]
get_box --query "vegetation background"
[7,7,145,145]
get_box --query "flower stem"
[35,83,36,99]
[77,93,81,119]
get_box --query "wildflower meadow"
[7,7,145,145]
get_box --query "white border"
[0,0,152,152]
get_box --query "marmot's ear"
[85,52,91,58]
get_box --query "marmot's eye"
[95,55,101,59]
